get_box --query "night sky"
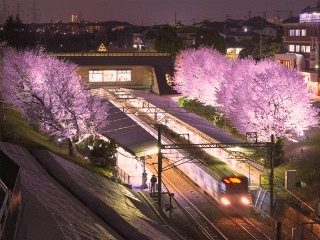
[12,0,317,25]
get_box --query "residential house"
[275,4,320,96]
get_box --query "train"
[163,148,252,211]
[219,176,251,209]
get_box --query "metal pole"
[158,126,162,209]
[141,156,146,188]
[270,134,275,216]
[169,193,172,219]
[276,222,281,240]
[248,164,251,186]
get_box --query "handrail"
[0,179,7,192]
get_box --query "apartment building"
[275,5,320,96]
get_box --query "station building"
[53,51,176,95]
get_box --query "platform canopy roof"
[102,101,157,157]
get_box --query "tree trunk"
[67,138,76,156]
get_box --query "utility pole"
[1,0,9,25]
[28,2,40,24]
[174,12,176,25]
[16,3,22,18]
[157,126,162,209]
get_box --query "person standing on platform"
[150,174,157,194]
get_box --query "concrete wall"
[251,188,320,240]
[274,201,320,240]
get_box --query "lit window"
[118,70,131,82]
[103,70,117,82]
[236,48,242,54]
[295,29,300,36]
[301,45,306,52]
[306,46,311,53]
[89,70,103,82]
[301,29,307,36]
[289,29,295,36]
[165,73,172,86]
[288,45,295,52]
[227,48,234,54]
[296,45,300,52]
[89,70,131,82]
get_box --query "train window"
[221,177,248,194]
[199,169,203,178]
[223,177,242,184]
[220,182,226,192]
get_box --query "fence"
[115,166,131,185]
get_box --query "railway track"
[162,171,228,240]
[231,216,272,240]
[148,157,274,240]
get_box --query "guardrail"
[115,166,131,185]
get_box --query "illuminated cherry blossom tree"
[1,47,109,154]
[173,47,231,107]
[225,59,318,141]
[173,48,318,141]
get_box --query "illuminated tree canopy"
[1,47,109,154]
[173,47,230,107]
[173,47,318,141]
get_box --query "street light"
[58,138,62,151]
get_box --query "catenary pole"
[157,126,162,209]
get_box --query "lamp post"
[58,138,62,151]
[141,156,147,188]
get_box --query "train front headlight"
[241,196,250,205]
[221,197,231,206]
